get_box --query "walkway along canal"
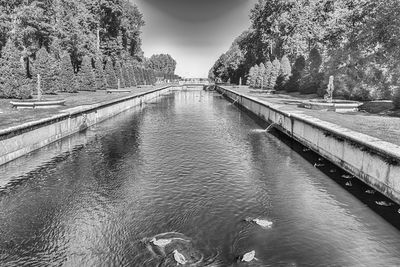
[1,88,400,265]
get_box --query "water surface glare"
[1,89,400,266]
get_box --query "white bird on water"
[246,217,273,228]
[173,249,187,265]
[241,250,257,262]
[150,238,172,248]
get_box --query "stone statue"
[325,75,334,103]
[239,77,242,86]
[37,74,42,100]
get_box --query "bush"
[59,52,77,93]
[77,56,96,91]
[299,47,322,94]
[0,41,31,99]
[257,63,265,89]
[94,57,107,90]
[105,59,117,89]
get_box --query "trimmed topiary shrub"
[59,52,77,93]
[34,47,60,94]
[121,63,131,88]
[285,55,306,92]
[0,41,32,99]
[105,59,117,89]
[276,55,291,91]
[94,57,107,90]
[258,63,266,89]
[77,56,96,91]
[269,59,281,90]
[393,87,400,109]
[247,66,255,87]
[127,64,137,86]
[114,61,125,88]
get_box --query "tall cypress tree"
[269,59,281,90]
[276,55,291,91]
[77,56,96,91]
[34,47,60,94]
[121,63,131,88]
[94,57,107,90]
[286,55,306,92]
[60,52,77,93]
[114,61,125,88]
[0,41,31,99]
[105,59,117,89]
[128,65,137,86]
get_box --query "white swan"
[241,250,256,262]
[173,249,187,265]
[150,238,172,248]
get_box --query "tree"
[269,59,281,90]
[258,63,266,89]
[105,58,117,89]
[247,66,255,87]
[94,57,107,90]
[286,55,306,92]
[34,47,60,94]
[0,41,32,99]
[114,61,125,88]
[77,56,96,91]
[264,61,272,89]
[300,47,323,94]
[276,55,291,91]
[59,52,77,92]
[121,62,131,87]
[148,54,177,74]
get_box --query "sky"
[134,0,256,78]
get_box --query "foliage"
[34,47,60,94]
[94,57,107,90]
[121,63,130,87]
[114,61,125,88]
[269,59,281,90]
[59,52,77,92]
[77,55,96,91]
[105,58,117,89]
[393,87,400,109]
[286,55,306,92]
[276,55,291,91]
[147,54,177,74]
[0,41,31,99]
[211,0,400,101]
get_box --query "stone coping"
[218,86,400,161]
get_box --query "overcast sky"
[134,0,256,78]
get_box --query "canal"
[1,88,400,266]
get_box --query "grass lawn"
[229,86,400,147]
[0,86,166,131]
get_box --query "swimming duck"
[303,148,311,152]
[375,201,394,207]
[314,163,325,167]
[173,249,187,265]
[345,181,352,187]
[246,218,273,228]
[341,174,354,179]
[365,189,375,194]
[240,250,256,262]
[150,237,172,248]
[329,169,337,173]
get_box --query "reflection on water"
[1,89,400,266]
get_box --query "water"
[1,89,400,266]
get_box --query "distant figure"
[173,250,187,265]
[245,217,273,228]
